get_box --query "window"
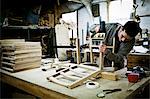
[109,0,133,25]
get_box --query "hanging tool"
[97,89,122,98]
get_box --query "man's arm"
[100,39,135,64]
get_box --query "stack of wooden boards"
[0,39,42,72]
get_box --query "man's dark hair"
[122,21,142,37]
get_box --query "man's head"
[118,21,142,42]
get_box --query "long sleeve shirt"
[90,23,135,69]
[105,23,135,69]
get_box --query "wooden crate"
[127,53,150,68]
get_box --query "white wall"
[136,0,150,29]
[77,0,150,44]
[78,1,108,45]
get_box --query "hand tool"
[97,88,121,98]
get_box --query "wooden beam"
[101,72,118,81]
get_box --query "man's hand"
[99,44,107,53]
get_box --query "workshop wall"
[136,0,150,29]
[78,0,109,45]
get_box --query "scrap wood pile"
[0,39,42,72]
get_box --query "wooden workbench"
[0,65,149,99]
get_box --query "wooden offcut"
[101,72,118,81]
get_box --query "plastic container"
[127,73,139,83]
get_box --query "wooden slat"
[68,69,101,89]
[48,77,70,87]
[60,72,80,80]
[2,57,14,61]
[0,39,25,43]
[1,66,14,72]
[13,61,41,71]
[15,49,41,54]
[76,38,81,64]
[14,53,41,59]
[2,52,15,55]
[99,41,103,70]
[2,62,14,66]
[78,64,98,71]
[15,57,41,65]
[69,69,87,77]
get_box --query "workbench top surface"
[1,65,150,99]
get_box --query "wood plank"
[14,53,41,59]
[76,38,81,64]
[2,60,41,72]
[68,69,101,89]
[101,72,118,81]
[78,64,98,71]
[1,46,15,50]
[15,49,41,54]
[2,51,41,56]
[60,72,80,80]
[48,77,71,87]
[2,57,14,61]
[2,54,41,63]
[1,66,14,72]
[15,58,41,65]
[69,69,87,77]
[13,61,41,71]
[2,52,15,55]
[2,62,14,66]
[99,41,103,70]
[0,39,25,43]
[2,45,41,51]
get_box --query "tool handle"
[104,89,122,94]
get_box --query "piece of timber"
[68,69,101,89]
[77,64,98,71]
[99,41,103,70]
[1,45,41,50]
[101,72,118,81]
[76,38,81,64]
[2,56,41,64]
[15,49,41,54]
[13,61,41,71]
[2,53,41,60]
[2,49,41,55]
[60,72,80,80]
[2,61,41,72]
[69,69,87,77]
[2,52,15,56]
[0,39,25,44]
[2,51,41,57]
[2,62,14,66]
[16,57,41,64]
[1,67,14,72]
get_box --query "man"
[90,21,142,70]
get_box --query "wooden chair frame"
[89,33,115,70]
[47,64,100,89]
